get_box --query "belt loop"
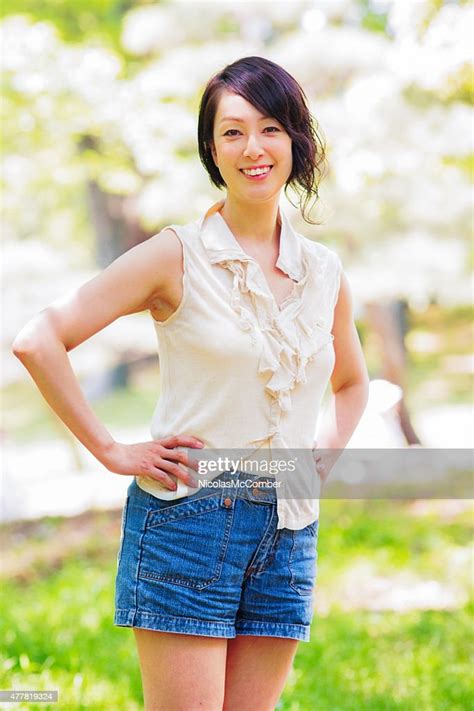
[219,469,238,508]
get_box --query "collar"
[198,199,304,281]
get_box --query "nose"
[243,133,264,160]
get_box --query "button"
[223,497,232,508]
[252,486,263,496]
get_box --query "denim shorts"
[114,470,319,642]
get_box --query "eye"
[224,126,280,136]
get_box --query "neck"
[219,194,281,244]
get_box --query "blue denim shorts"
[114,470,319,642]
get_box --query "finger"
[159,435,204,449]
[148,468,179,491]
[158,447,200,472]
[157,459,198,487]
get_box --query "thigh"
[223,636,299,711]
[133,628,227,711]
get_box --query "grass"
[2,304,472,707]
[282,604,473,711]
[1,500,472,710]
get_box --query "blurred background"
[1,0,473,709]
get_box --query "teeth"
[242,166,271,176]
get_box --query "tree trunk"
[365,300,421,445]
[79,134,153,266]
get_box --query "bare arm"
[314,271,370,478]
[12,229,202,490]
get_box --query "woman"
[12,57,369,710]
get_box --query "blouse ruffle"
[218,245,336,449]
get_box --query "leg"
[133,628,228,711]
[223,636,299,711]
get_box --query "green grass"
[281,604,473,711]
[320,499,473,559]
[1,500,472,710]
[1,562,143,710]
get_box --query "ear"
[209,140,218,167]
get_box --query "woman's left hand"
[312,442,329,483]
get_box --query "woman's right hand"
[101,435,204,490]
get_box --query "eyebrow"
[219,116,271,124]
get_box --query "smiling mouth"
[239,166,273,177]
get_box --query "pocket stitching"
[139,499,235,590]
[145,493,222,529]
[116,497,130,569]
[288,525,318,596]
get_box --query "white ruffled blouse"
[136,200,342,529]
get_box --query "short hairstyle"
[197,56,328,224]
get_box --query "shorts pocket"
[138,495,233,591]
[288,520,319,596]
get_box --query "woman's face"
[210,89,293,204]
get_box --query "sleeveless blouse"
[136,200,342,530]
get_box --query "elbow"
[11,317,47,360]
[334,368,370,397]
[334,372,370,412]
[12,335,38,361]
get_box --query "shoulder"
[148,227,183,262]
[128,214,205,292]
[112,229,182,291]
[111,225,190,299]
[154,218,203,254]
[297,233,344,315]
[88,227,187,316]
[298,232,342,273]
[145,218,199,266]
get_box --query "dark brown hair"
[197,56,328,224]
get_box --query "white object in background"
[1,428,144,523]
[344,379,405,448]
